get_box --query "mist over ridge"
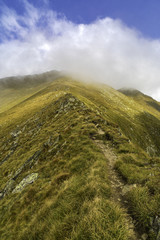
[1,1,160,100]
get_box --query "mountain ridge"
[0,72,160,239]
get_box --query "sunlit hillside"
[0,73,160,240]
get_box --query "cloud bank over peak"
[1,1,160,100]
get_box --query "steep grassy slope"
[1,75,160,239]
[0,71,61,113]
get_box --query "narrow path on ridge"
[94,139,141,240]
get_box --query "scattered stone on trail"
[94,140,140,240]
[97,129,105,135]
[12,173,38,193]
[121,184,137,196]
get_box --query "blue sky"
[2,0,160,39]
[1,0,160,100]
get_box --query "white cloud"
[1,1,160,100]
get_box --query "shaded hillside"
[118,88,145,97]
[0,75,160,239]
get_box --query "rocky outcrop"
[12,149,42,181]
[0,142,18,166]
[0,149,42,199]
[12,173,38,193]
[0,179,15,199]
[54,94,86,117]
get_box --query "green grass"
[0,88,130,239]
[1,75,160,239]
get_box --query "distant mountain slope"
[0,74,160,239]
[0,71,61,113]
[118,88,145,97]
[119,87,160,114]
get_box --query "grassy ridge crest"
[1,75,160,239]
